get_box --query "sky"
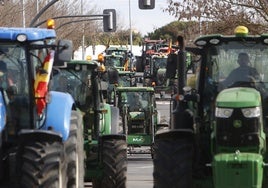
[89,0,177,36]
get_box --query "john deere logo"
[133,137,145,142]
[233,120,242,128]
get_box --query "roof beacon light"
[47,19,55,29]
[234,26,248,37]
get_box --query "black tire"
[20,141,66,188]
[65,111,84,188]
[153,131,194,188]
[93,138,127,188]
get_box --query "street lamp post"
[81,0,85,60]
[129,0,133,52]
[22,0,25,27]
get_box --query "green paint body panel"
[216,87,261,108]
[100,103,112,135]
[213,153,264,188]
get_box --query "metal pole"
[81,0,85,60]
[22,0,25,27]
[29,0,59,27]
[129,0,133,52]
[36,0,39,13]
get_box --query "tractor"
[114,86,161,157]
[51,60,127,188]
[0,25,84,187]
[135,38,166,72]
[153,26,268,188]
[143,53,168,87]
[102,46,135,72]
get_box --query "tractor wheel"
[65,111,84,188]
[93,138,127,188]
[153,130,194,188]
[20,141,66,188]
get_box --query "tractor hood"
[129,111,145,120]
[216,87,261,108]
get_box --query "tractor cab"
[115,86,159,156]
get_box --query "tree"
[0,0,101,50]
[164,0,268,36]
[146,21,198,45]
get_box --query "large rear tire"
[153,130,194,188]
[65,111,84,188]
[93,138,127,188]
[20,141,66,188]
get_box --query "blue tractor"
[0,26,84,187]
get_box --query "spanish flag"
[34,51,54,115]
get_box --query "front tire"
[65,111,84,188]
[93,137,127,188]
[153,130,194,188]
[20,141,66,188]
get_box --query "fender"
[100,103,112,135]
[19,129,62,143]
[0,91,6,132]
[44,91,74,141]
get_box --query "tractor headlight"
[241,107,260,118]
[17,34,27,42]
[215,107,233,118]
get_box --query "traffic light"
[103,9,116,32]
[139,0,155,9]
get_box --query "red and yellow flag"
[34,50,54,115]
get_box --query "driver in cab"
[221,52,260,88]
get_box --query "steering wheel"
[228,75,258,88]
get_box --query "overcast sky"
[89,0,177,35]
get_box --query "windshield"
[119,91,150,111]
[0,43,32,130]
[105,56,124,67]
[206,41,268,91]
[153,57,167,69]
[51,68,93,109]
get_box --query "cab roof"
[0,27,56,41]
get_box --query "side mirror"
[139,0,155,9]
[54,40,73,66]
[166,54,177,78]
[103,9,116,32]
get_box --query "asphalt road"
[127,152,154,188]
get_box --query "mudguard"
[100,103,112,135]
[0,92,6,132]
[45,91,74,141]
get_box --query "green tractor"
[115,86,161,156]
[153,26,268,188]
[51,60,127,188]
[104,69,137,104]
[98,46,135,72]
